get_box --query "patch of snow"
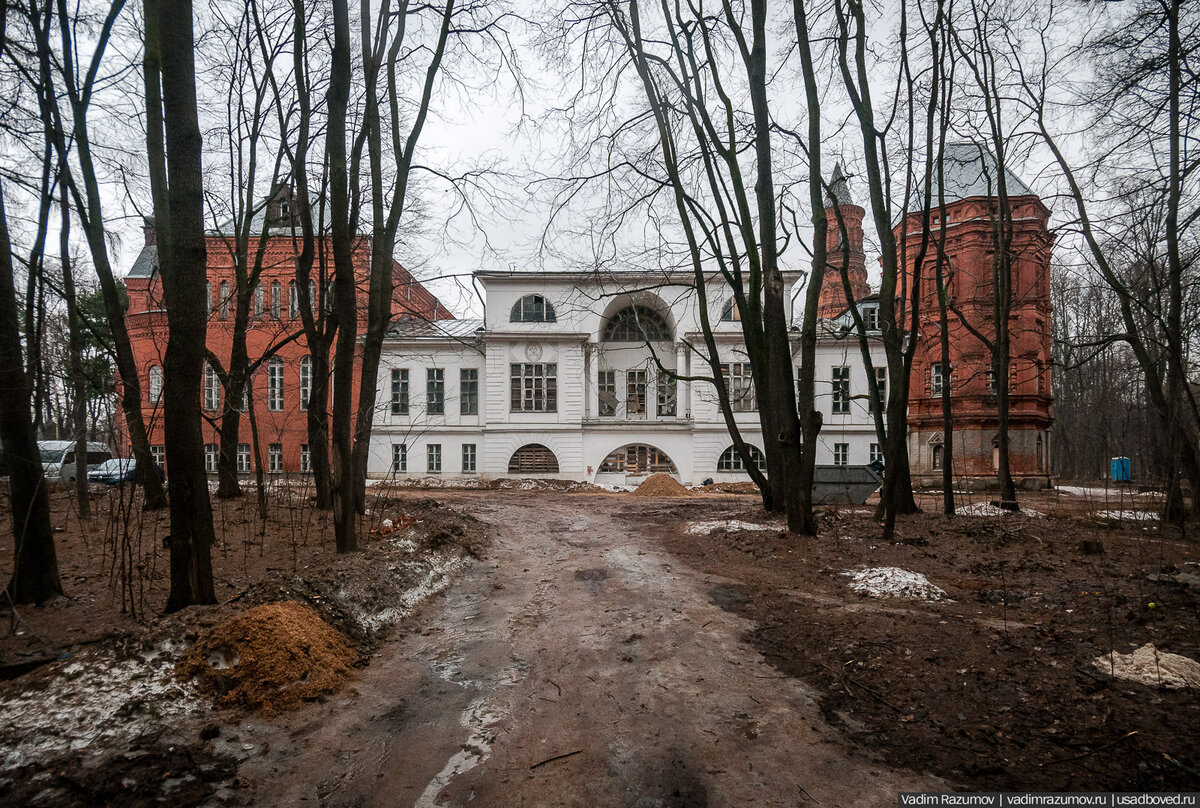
[0,652,201,769]
[1095,510,1159,521]
[685,520,778,535]
[956,502,1044,518]
[348,552,469,635]
[1093,643,1200,689]
[844,567,945,601]
[1058,485,1160,499]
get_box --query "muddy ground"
[0,482,1197,806]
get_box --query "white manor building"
[365,270,887,487]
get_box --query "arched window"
[206,282,212,317]
[717,445,766,472]
[602,306,671,342]
[299,355,312,411]
[219,281,230,320]
[599,444,677,474]
[148,366,163,405]
[932,444,944,471]
[267,357,285,411]
[254,282,264,318]
[288,281,298,319]
[720,298,741,322]
[511,294,556,323]
[271,281,282,318]
[508,444,559,474]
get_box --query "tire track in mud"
[234,493,943,807]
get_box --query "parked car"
[87,458,165,485]
[39,440,113,483]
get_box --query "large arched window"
[148,366,163,405]
[599,444,677,474]
[508,443,559,474]
[271,281,282,318]
[602,305,671,342]
[717,444,766,472]
[720,298,741,322]
[288,281,299,319]
[511,294,556,323]
[299,355,312,411]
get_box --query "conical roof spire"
[827,162,853,207]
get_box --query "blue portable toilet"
[1111,457,1131,482]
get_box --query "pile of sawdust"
[1093,643,1200,689]
[178,601,357,715]
[631,473,692,497]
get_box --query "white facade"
[368,271,886,486]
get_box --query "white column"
[677,342,689,419]
[583,341,593,419]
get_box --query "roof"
[126,244,158,279]
[931,143,1036,204]
[827,162,854,207]
[385,317,484,340]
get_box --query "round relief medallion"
[524,344,543,362]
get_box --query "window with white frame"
[254,282,264,318]
[720,298,741,322]
[510,363,557,412]
[720,363,756,412]
[267,357,284,411]
[289,281,298,319]
[391,369,409,415]
[833,443,849,466]
[863,305,880,332]
[510,294,556,323]
[204,364,220,411]
[626,369,647,418]
[206,282,212,317]
[300,444,311,473]
[205,443,218,473]
[427,443,442,473]
[656,374,677,417]
[151,445,165,468]
[831,366,851,414]
[237,443,251,472]
[300,355,312,411]
[931,362,947,397]
[219,281,230,320]
[717,444,766,472]
[462,443,477,473]
[875,367,887,412]
[148,365,163,405]
[268,443,283,473]
[426,368,445,415]
[987,369,998,395]
[870,443,883,464]
[392,443,407,473]
[271,281,282,319]
[598,370,617,417]
[460,369,479,415]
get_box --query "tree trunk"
[60,172,90,520]
[328,0,359,552]
[150,0,217,611]
[0,186,63,605]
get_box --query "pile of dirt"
[178,601,357,715]
[631,473,692,498]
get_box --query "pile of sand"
[1093,643,1200,689]
[178,601,357,715]
[631,473,692,497]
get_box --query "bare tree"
[145,0,217,610]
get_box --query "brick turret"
[818,163,871,319]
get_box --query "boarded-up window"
[508,444,559,474]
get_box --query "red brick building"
[121,188,453,473]
[897,144,1054,488]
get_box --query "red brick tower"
[899,144,1054,489]
[818,163,871,319]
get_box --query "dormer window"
[863,305,879,332]
[511,294,556,323]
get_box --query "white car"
[38,440,113,483]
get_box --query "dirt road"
[235,492,940,807]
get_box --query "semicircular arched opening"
[717,444,766,472]
[598,444,677,476]
[508,443,560,474]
